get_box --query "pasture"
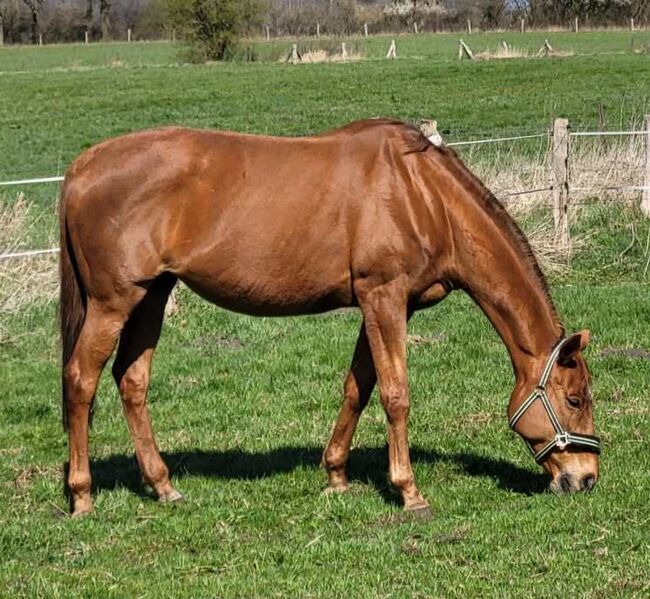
[1,31,650,597]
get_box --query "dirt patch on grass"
[407,333,446,346]
[599,347,650,360]
[193,334,244,351]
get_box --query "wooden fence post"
[0,15,4,46]
[171,28,176,43]
[641,115,650,217]
[266,25,270,41]
[341,42,348,60]
[291,43,300,65]
[84,29,89,44]
[414,22,418,34]
[552,118,571,248]
[458,39,474,60]
[127,28,131,42]
[364,22,368,37]
[520,18,525,33]
[386,39,396,59]
[574,17,579,33]
[38,33,43,46]
[630,18,634,32]
[316,22,320,38]
[467,19,472,34]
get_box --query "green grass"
[1,285,649,597]
[1,32,650,597]
[1,32,649,182]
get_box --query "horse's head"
[509,330,600,494]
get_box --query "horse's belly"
[178,265,354,317]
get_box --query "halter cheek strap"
[508,338,601,464]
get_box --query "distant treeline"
[1,0,649,45]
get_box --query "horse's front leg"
[357,279,431,514]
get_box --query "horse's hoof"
[70,496,93,518]
[71,507,93,519]
[406,504,434,521]
[323,483,349,495]
[159,489,184,503]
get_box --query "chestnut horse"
[59,118,600,517]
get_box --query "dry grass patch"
[462,134,645,275]
[475,45,573,60]
[280,48,364,64]
[476,45,531,60]
[0,195,58,342]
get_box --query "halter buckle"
[555,431,570,450]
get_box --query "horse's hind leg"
[65,303,128,517]
[111,274,181,503]
[322,323,376,492]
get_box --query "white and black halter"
[509,338,601,464]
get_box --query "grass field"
[1,32,650,597]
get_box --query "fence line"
[503,186,554,197]
[0,248,60,260]
[572,185,650,193]
[3,128,649,188]
[0,175,64,187]
[570,130,647,137]
[2,121,649,260]
[447,132,548,147]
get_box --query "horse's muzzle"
[551,472,598,494]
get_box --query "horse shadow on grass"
[87,445,548,504]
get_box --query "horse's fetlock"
[68,472,91,494]
[323,447,346,471]
[390,473,414,491]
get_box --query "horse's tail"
[59,177,86,431]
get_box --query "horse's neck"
[451,198,562,383]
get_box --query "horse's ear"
[558,330,590,366]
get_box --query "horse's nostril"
[581,475,596,492]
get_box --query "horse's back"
[61,120,434,314]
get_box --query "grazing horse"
[59,118,600,517]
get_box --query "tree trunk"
[31,7,38,44]
[100,0,111,40]
[85,0,93,40]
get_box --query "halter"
[508,338,601,464]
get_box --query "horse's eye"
[567,396,582,409]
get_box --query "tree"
[99,0,110,38]
[166,0,263,61]
[22,0,42,43]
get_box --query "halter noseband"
[509,338,601,464]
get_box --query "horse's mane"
[427,139,562,329]
[344,119,559,327]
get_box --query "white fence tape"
[0,175,64,187]
[0,248,60,261]
[1,126,647,261]
[570,130,647,137]
[447,133,548,147]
